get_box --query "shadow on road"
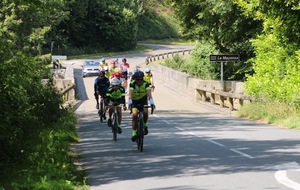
[76,108,300,188]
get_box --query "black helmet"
[134,70,144,79]
[122,58,127,62]
[99,71,105,76]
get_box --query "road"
[66,44,300,190]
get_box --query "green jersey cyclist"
[106,78,126,134]
[128,71,155,142]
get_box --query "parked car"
[82,59,100,78]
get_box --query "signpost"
[210,54,240,90]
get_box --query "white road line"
[275,170,300,190]
[207,139,226,147]
[229,149,255,159]
[175,126,184,131]
[159,118,254,159]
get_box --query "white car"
[82,59,100,77]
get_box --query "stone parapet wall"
[151,64,246,101]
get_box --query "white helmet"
[144,68,151,73]
[104,66,109,71]
[111,77,120,86]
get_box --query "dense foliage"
[0,1,85,188]
[47,0,180,54]
[234,0,300,107]
[170,0,262,81]
[171,0,300,108]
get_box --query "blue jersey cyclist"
[128,71,155,142]
[106,78,126,134]
[94,71,110,118]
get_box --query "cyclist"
[128,71,155,142]
[99,58,107,71]
[110,71,124,87]
[114,58,120,67]
[94,71,110,117]
[144,68,155,92]
[130,65,141,82]
[106,78,126,134]
[109,60,120,74]
[120,58,130,91]
[103,66,111,78]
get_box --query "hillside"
[137,0,181,40]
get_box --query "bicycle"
[109,102,124,142]
[98,95,106,123]
[132,104,154,152]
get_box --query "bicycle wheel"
[112,111,118,142]
[99,99,104,123]
[137,113,144,152]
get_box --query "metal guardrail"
[145,50,192,64]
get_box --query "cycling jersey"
[106,86,126,104]
[129,80,150,100]
[99,62,107,70]
[120,63,130,72]
[105,71,111,79]
[109,66,120,73]
[94,77,110,93]
[144,73,153,85]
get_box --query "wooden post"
[228,98,234,111]
[211,93,215,104]
[220,96,225,107]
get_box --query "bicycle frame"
[134,105,154,152]
[110,103,123,142]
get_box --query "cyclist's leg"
[131,100,140,141]
[143,107,149,124]
[95,91,99,109]
[117,106,122,125]
[107,106,113,127]
[117,106,122,133]
[100,93,107,119]
[142,97,149,135]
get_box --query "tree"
[235,0,300,106]
[171,0,262,80]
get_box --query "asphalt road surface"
[65,44,300,190]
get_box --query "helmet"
[110,60,116,65]
[122,58,127,62]
[104,66,109,71]
[114,72,121,77]
[111,78,120,86]
[101,58,106,62]
[144,68,151,73]
[114,58,118,61]
[99,71,105,76]
[134,70,144,79]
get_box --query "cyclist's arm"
[150,74,154,87]
[120,87,126,105]
[146,88,153,100]
[94,78,98,92]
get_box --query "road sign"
[52,55,67,60]
[210,54,240,62]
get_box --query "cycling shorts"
[122,71,128,80]
[132,96,148,111]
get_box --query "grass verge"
[237,100,300,130]
[0,108,88,190]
